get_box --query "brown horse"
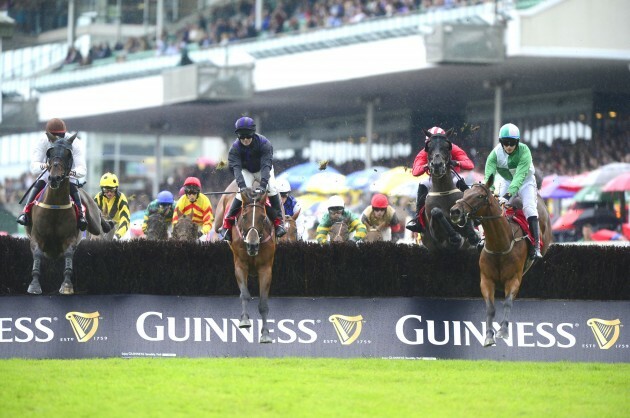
[26,133,112,295]
[144,213,169,240]
[227,187,276,343]
[449,176,552,347]
[213,180,240,235]
[172,214,200,241]
[365,226,383,242]
[278,215,298,242]
[329,221,350,242]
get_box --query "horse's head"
[239,187,269,256]
[45,132,77,189]
[172,214,199,241]
[450,175,498,225]
[423,128,454,179]
[146,212,169,240]
[330,221,349,242]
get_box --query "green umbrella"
[573,184,614,203]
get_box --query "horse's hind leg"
[258,265,273,344]
[480,274,496,347]
[59,245,76,295]
[235,264,252,328]
[28,247,43,295]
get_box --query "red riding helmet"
[425,126,446,142]
[371,194,389,209]
[184,177,202,189]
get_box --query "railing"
[1,42,68,81]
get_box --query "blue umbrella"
[345,166,388,191]
[277,162,340,190]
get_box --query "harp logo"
[586,318,621,350]
[328,314,363,345]
[66,311,101,343]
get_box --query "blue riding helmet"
[235,116,256,135]
[156,190,174,204]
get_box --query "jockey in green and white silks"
[484,123,542,259]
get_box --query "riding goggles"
[237,132,254,140]
[328,207,344,214]
[101,187,116,193]
[373,207,386,212]
[499,138,519,147]
[184,187,200,195]
[280,192,289,198]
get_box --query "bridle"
[239,198,272,245]
[46,141,73,189]
[330,221,348,242]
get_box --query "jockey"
[406,126,475,235]
[485,123,542,259]
[277,178,301,221]
[142,190,176,234]
[172,176,214,237]
[17,118,88,231]
[316,195,367,244]
[221,116,286,241]
[360,193,401,241]
[93,172,130,240]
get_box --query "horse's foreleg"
[59,245,76,295]
[258,265,273,344]
[235,263,251,328]
[431,208,462,248]
[480,274,496,347]
[28,247,43,295]
[496,276,521,340]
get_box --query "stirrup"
[405,220,422,233]
[17,213,29,226]
[275,224,287,238]
[78,216,88,231]
[222,228,232,242]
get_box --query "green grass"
[0,358,627,418]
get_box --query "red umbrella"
[551,208,584,231]
[602,172,630,192]
[590,229,626,241]
[558,171,590,192]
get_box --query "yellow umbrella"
[299,172,348,194]
[370,166,426,194]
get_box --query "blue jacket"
[283,195,300,216]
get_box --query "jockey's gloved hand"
[113,235,121,241]
[498,193,511,206]
[354,239,364,246]
[259,180,268,190]
[197,230,204,238]
[449,161,460,168]
[254,187,264,194]
[69,170,77,177]
[237,182,246,190]
[39,163,49,171]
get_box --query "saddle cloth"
[24,187,84,220]
[505,207,543,248]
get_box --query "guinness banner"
[0,296,628,362]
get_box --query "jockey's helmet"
[235,116,256,138]
[157,191,174,204]
[327,195,345,211]
[371,194,388,209]
[424,126,446,143]
[183,176,201,192]
[499,123,520,147]
[46,118,66,135]
[100,173,119,190]
[277,178,291,194]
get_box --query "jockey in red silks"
[405,126,475,233]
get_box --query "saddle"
[25,186,85,222]
[504,206,542,249]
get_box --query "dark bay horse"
[227,187,276,343]
[329,221,350,242]
[26,133,111,295]
[365,227,384,242]
[421,128,477,252]
[145,213,169,240]
[449,176,552,347]
[172,214,200,241]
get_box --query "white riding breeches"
[235,167,278,201]
[498,175,539,219]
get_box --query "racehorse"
[226,187,276,343]
[26,133,112,295]
[365,227,383,242]
[88,215,115,241]
[144,213,169,241]
[278,215,298,242]
[449,175,552,347]
[329,221,349,242]
[421,128,476,252]
[172,214,200,241]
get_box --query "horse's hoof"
[496,329,509,340]
[260,334,273,344]
[59,283,74,295]
[484,337,496,347]
[27,281,42,295]
[239,318,252,328]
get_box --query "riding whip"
[18,168,48,205]
[203,191,238,196]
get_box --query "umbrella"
[589,229,627,241]
[299,172,348,194]
[345,166,388,191]
[572,207,620,228]
[582,162,630,186]
[557,171,591,192]
[296,193,327,215]
[602,172,630,192]
[277,162,340,190]
[573,184,613,203]
[540,175,577,199]
[551,208,584,231]
[389,180,420,198]
[369,166,423,194]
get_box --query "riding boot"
[221,198,242,242]
[17,180,46,226]
[527,216,543,259]
[70,183,88,231]
[269,194,287,238]
[406,184,428,233]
